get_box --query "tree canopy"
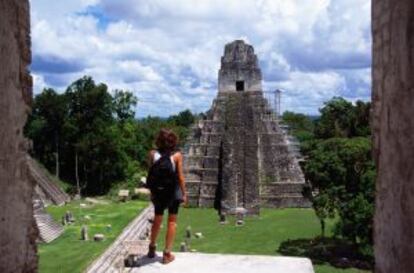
[284,97,374,250]
[25,76,197,195]
[304,137,375,244]
[314,97,371,139]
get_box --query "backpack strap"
[153,150,161,162]
[153,150,176,171]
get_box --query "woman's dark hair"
[155,128,179,152]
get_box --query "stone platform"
[130,253,314,273]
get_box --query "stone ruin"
[28,156,70,243]
[183,40,310,215]
[28,156,70,206]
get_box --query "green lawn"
[155,207,371,273]
[39,202,370,273]
[38,199,147,273]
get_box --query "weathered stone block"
[200,168,218,181]
[202,157,218,168]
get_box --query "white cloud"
[264,70,346,114]
[30,0,372,117]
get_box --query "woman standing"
[146,128,187,264]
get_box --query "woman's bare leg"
[165,214,177,252]
[150,214,163,246]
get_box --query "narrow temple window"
[236,81,244,91]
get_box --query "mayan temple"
[183,40,310,215]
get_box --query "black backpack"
[146,152,177,194]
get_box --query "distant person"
[146,128,187,264]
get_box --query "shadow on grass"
[278,237,373,271]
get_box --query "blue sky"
[30,0,372,117]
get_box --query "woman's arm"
[174,152,187,204]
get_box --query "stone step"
[185,154,219,159]
[86,206,154,273]
[33,174,67,205]
[260,193,305,198]
[184,156,219,169]
[187,192,199,197]
[34,210,64,243]
[186,167,218,172]
[28,156,70,206]
[33,199,44,211]
[259,132,285,137]
[260,182,306,195]
[188,193,216,199]
[185,168,218,181]
[186,183,200,193]
[186,180,218,185]
[199,194,215,199]
[199,184,218,196]
[197,125,225,134]
[197,132,222,135]
[185,180,201,184]
[186,183,218,196]
[261,196,311,208]
[197,120,222,124]
[259,135,287,143]
[198,198,215,207]
[184,156,220,165]
[183,172,201,181]
[186,145,220,157]
[187,143,221,147]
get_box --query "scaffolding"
[262,89,282,121]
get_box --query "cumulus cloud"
[30,0,372,116]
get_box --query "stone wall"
[0,0,38,272]
[221,93,261,214]
[372,0,414,273]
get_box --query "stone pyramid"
[183,40,310,215]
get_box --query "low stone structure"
[118,189,130,202]
[94,234,105,242]
[183,40,310,214]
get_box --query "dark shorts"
[151,189,180,216]
[153,199,180,215]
